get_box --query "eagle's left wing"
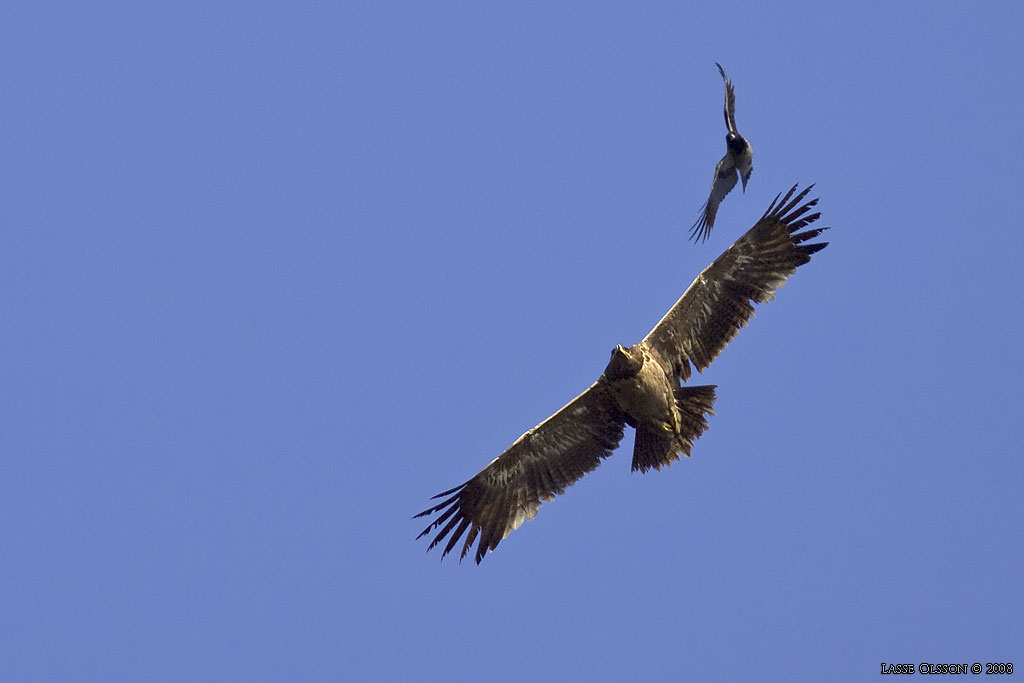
[649,184,827,380]
[415,381,626,564]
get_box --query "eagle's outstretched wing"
[717,62,738,134]
[689,158,740,243]
[649,184,827,380]
[415,382,626,564]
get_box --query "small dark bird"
[416,185,827,563]
[690,63,755,243]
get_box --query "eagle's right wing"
[651,184,828,380]
[415,381,626,564]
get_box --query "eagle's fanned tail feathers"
[672,384,718,456]
[631,428,674,474]
[631,384,717,473]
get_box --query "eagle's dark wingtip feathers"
[441,518,470,558]
[431,482,468,500]
[760,184,825,239]
[800,242,829,257]
[788,211,822,232]
[762,188,786,218]
[792,225,829,245]
[775,187,828,257]
[426,509,464,550]
[413,484,464,519]
[773,184,814,220]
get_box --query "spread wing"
[720,63,737,134]
[689,156,739,243]
[415,381,626,564]
[717,62,738,133]
[648,184,827,380]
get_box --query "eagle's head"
[604,344,643,381]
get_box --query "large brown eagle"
[416,184,827,563]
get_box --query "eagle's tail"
[631,385,717,473]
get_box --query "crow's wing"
[717,62,739,133]
[689,156,740,243]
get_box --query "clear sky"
[2,2,1022,681]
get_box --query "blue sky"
[2,2,1022,681]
